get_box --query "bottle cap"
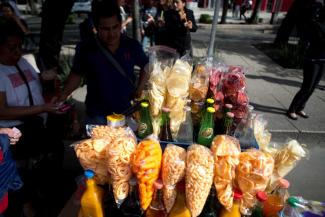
[226,112,234,118]
[234,190,243,200]
[287,197,299,207]
[141,102,149,108]
[176,181,186,191]
[207,107,215,113]
[247,105,254,112]
[184,106,191,112]
[225,104,233,109]
[278,178,290,189]
[154,179,163,189]
[256,191,268,202]
[162,107,171,113]
[84,169,95,179]
[107,114,126,127]
[206,98,215,104]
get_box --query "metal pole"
[133,0,142,42]
[207,0,220,57]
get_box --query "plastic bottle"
[198,107,215,147]
[224,112,234,135]
[252,191,268,217]
[120,177,143,217]
[145,180,167,217]
[168,182,191,217]
[80,170,104,217]
[103,182,123,216]
[198,187,218,217]
[264,179,290,217]
[280,197,301,217]
[176,106,193,143]
[159,107,173,142]
[219,191,242,217]
[138,102,154,139]
[234,105,259,150]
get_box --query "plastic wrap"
[162,144,186,213]
[210,135,241,210]
[106,128,137,206]
[132,135,162,210]
[235,149,274,212]
[148,46,178,118]
[254,114,272,150]
[186,144,214,217]
[267,140,308,192]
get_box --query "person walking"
[287,0,325,120]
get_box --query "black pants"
[288,60,325,113]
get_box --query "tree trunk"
[208,0,221,57]
[270,0,282,24]
[248,0,263,24]
[27,0,38,15]
[220,0,229,24]
[132,0,141,42]
[273,0,308,45]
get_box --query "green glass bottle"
[198,107,215,147]
[252,191,268,217]
[138,102,153,139]
[159,107,173,142]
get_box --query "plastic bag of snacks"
[266,140,308,192]
[132,135,162,210]
[106,129,137,206]
[189,58,212,102]
[148,46,178,118]
[235,149,274,213]
[209,60,227,105]
[162,144,187,213]
[186,144,214,217]
[254,114,272,150]
[211,135,241,211]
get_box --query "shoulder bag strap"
[15,64,34,106]
[94,36,136,89]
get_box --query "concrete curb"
[269,130,325,144]
[197,23,280,31]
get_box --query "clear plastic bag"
[132,135,162,210]
[162,144,187,213]
[254,114,272,150]
[185,144,214,217]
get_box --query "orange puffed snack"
[211,135,241,211]
[132,138,162,210]
[235,150,274,212]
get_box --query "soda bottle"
[120,177,143,217]
[198,186,218,217]
[264,179,290,217]
[168,182,191,217]
[219,191,242,217]
[103,183,123,216]
[252,191,268,217]
[176,106,193,143]
[145,180,167,217]
[280,197,300,217]
[159,107,173,142]
[224,112,234,135]
[234,105,259,150]
[80,170,104,217]
[138,102,154,139]
[198,107,215,147]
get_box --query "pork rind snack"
[236,150,274,211]
[267,140,307,192]
[211,135,241,210]
[132,137,162,210]
[106,131,137,206]
[186,144,214,217]
[75,138,109,185]
[162,144,186,213]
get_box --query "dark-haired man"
[56,1,149,124]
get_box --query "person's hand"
[126,17,133,23]
[41,103,61,114]
[0,128,22,145]
[41,67,58,81]
[147,14,154,24]
[157,18,165,27]
[185,20,193,29]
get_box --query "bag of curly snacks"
[186,144,214,217]
[132,136,162,210]
[211,135,241,211]
[162,144,186,213]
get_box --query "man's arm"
[135,64,149,99]
[56,72,83,102]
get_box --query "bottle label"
[138,123,148,134]
[200,128,213,138]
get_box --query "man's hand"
[185,20,193,29]
[0,128,22,145]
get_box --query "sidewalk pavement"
[192,38,325,145]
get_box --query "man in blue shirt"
[56,1,149,124]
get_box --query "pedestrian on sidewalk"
[163,0,197,56]
[154,0,173,45]
[287,0,325,120]
[233,0,242,19]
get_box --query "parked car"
[71,0,92,14]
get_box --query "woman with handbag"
[0,19,64,217]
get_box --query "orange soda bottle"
[168,182,191,217]
[219,191,243,217]
[145,180,167,217]
[263,179,290,217]
[80,170,104,217]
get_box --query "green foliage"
[66,14,76,24]
[199,14,213,24]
